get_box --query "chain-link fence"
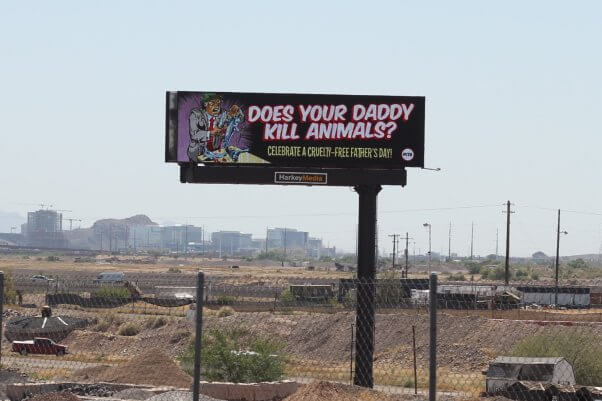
[1,269,601,401]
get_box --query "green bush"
[280,289,295,303]
[530,271,540,280]
[96,286,131,299]
[179,329,284,383]
[167,267,182,273]
[511,329,602,386]
[515,269,529,279]
[568,258,588,269]
[483,266,510,281]
[215,295,236,305]
[118,323,141,336]
[466,263,481,275]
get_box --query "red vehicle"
[11,337,68,356]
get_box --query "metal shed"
[486,356,576,394]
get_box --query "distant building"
[267,228,308,250]
[307,237,323,258]
[25,209,67,248]
[211,231,253,256]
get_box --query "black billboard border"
[178,164,407,187]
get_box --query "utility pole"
[555,209,568,307]
[185,224,188,254]
[503,201,514,285]
[389,234,400,269]
[109,224,113,252]
[404,232,413,277]
[448,222,451,260]
[100,230,103,251]
[470,222,474,260]
[265,227,268,254]
[423,223,432,274]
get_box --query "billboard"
[166,91,425,169]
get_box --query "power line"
[522,205,602,216]
[156,203,502,221]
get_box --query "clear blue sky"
[1,1,601,257]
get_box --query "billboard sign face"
[166,91,425,169]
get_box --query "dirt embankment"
[206,311,602,371]
[62,310,602,373]
[71,348,191,388]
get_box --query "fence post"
[350,323,354,385]
[412,325,418,395]
[0,272,4,370]
[429,273,437,401]
[193,272,205,401]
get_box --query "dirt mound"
[70,365,111,382]
[63,320,192,358]
[284,381,400,401]
[71,348,191,388]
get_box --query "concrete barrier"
[6,380,299,401]
[199,380,299,401]
[5,382,183,401]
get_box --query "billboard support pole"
[193,271,205,401]
[353,184,381,388]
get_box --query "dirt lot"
[41,309,600,375]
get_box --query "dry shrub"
[92,319,110,332]
[145,316,168,329]
[216,306,235,318]
[105,313,125,326]
[118,322,140,336]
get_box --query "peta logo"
[401,148,414,161]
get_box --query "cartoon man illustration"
[187,93,244,162]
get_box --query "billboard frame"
[178,163,406,187]
[167,89,427,389]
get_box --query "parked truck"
[11,337,68,356]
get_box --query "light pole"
[555,209,568,307]
[423,223,432,274]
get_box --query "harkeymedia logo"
[274,172,328,185]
